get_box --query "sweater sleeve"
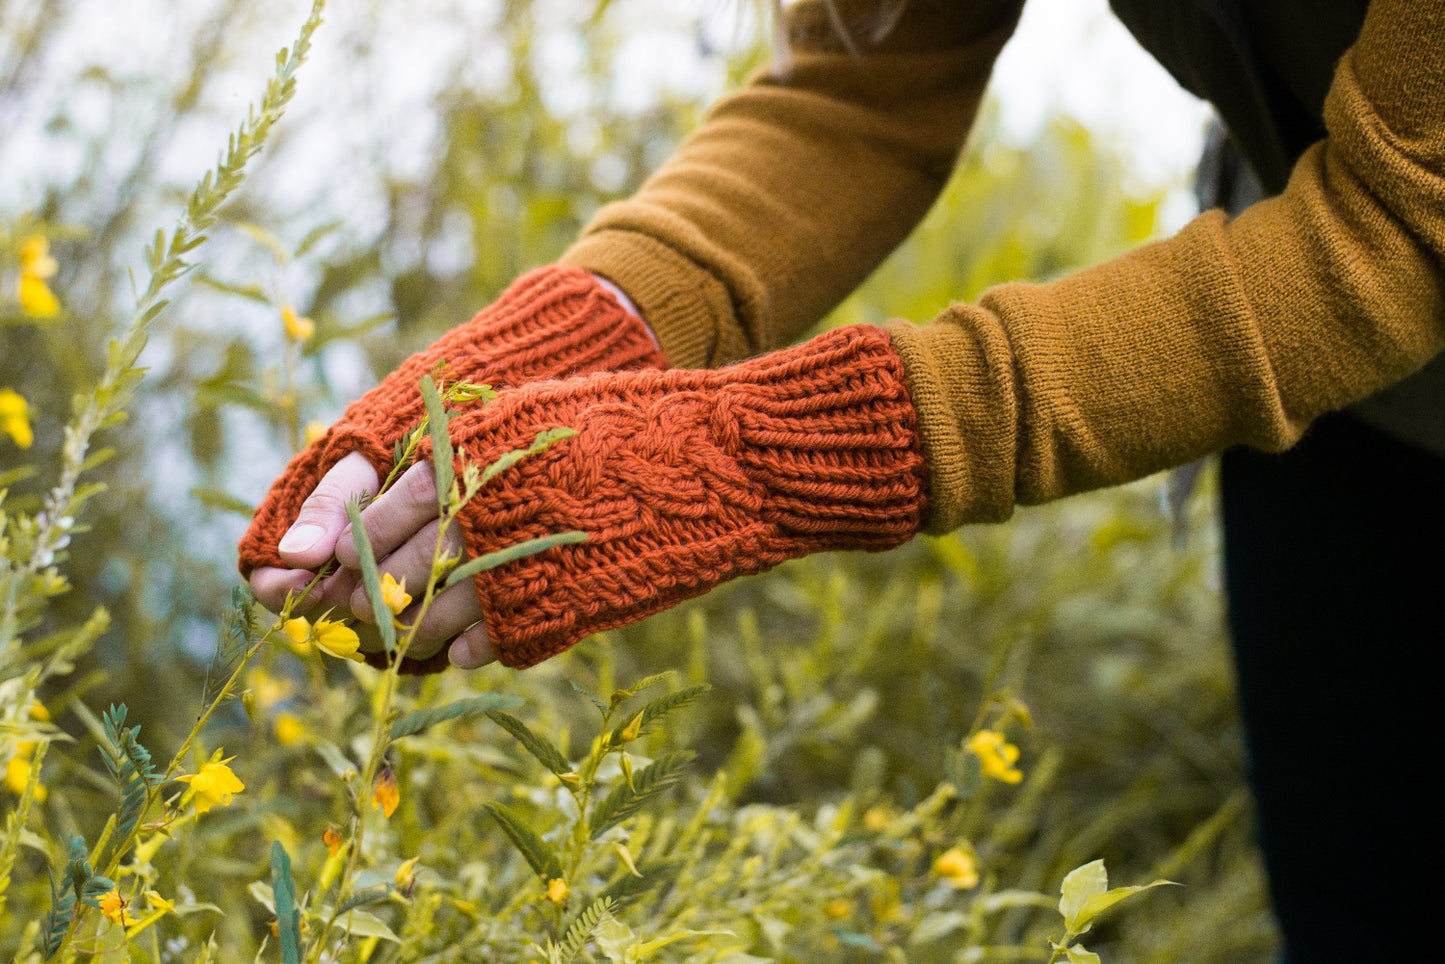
[562,0,1025,368]
[888,0,1445,532]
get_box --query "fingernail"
[450,636,482,670]
[279,524,325,554]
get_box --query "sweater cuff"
[562,229,754,369]
[885,312,1020,533]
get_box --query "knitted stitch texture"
[436,323,928,668]
[237,265,668,577]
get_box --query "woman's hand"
[247,452,497,669]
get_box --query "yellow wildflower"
[380,573,412,616]
[371,766,399,818]
[966,729,1024,785]
[274,713,304,746]
[283,617,311,645]
[617,711,644,744]
[323,826,344,857]
[544,877,569,906]
[5,754,45,801]
[177,753,245,815]
[17,275,59,318]
[862,805,893,832]
[825,897,852,919]
[144,890,176,915]
[16,235,60,318]
[396,856,420,892]
[98,890,133,926]
[247,668,292,708]
[933,846,980,890]
[19,235,57,277]
[0,389,33,448]
[304,420,328,445]
[313,619,363,662]
[281,305,315,342]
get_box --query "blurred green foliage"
[0,0,1277,960]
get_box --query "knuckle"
[296,488,350,523]
[397,461,437,509]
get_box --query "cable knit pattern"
[237,265,668,577]
[438,324,928,668]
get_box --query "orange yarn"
[237,265,668,579]
[438,324,929,668]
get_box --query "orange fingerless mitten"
[441,323,930,668]
[237,265,667,577]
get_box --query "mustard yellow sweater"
[563,0,1445,534]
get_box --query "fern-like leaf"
[389,693,523,741]
[589,751,695,839]
[202,587,255,706]
[336,884,392,914]
[604,685,710,749]
[608,671,675,710]
[485,710,571,776]
[65,833,112,908]
[482,802,562,881]
[39,870,76,960]
[551,897,614,963]
[100,704,161,842]
[598,860,684,910]
[570,679,609,715]
[0,740,47,917]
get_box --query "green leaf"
[571,679,609,715]
[388,693,524,741]
[99,705,161,843]
[634,929,736,959]
[908,911,968,946]
[485,710,572,776]
[336,886,391,914]
[1065,945,1102,964]
[590,751,695,839]
[192,273,272,304]
[1059,859,1177,933]
[190,487,256,518]
[329,908,401,943]
[233,220,290,262]
[603,685,710,749]
[598,859,683,909]
[311,740,357,782]
[443,531,588,589]
[1074,881,1178,931]
[201,589,255,707]
[295,220,342,258]
[270,842,303,964]
[609,672,675,709]
[345,498,395,653]
[592,917,636,964]
[552,898,615,963]
[0,465,38,488]
[419,375,454,508]
[482,802,562,881]
[1059,859,1108,932]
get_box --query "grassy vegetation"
[1,2,1275,960]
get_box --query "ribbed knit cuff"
[444,324,928,668]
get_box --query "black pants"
[1221,413,1442,962]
